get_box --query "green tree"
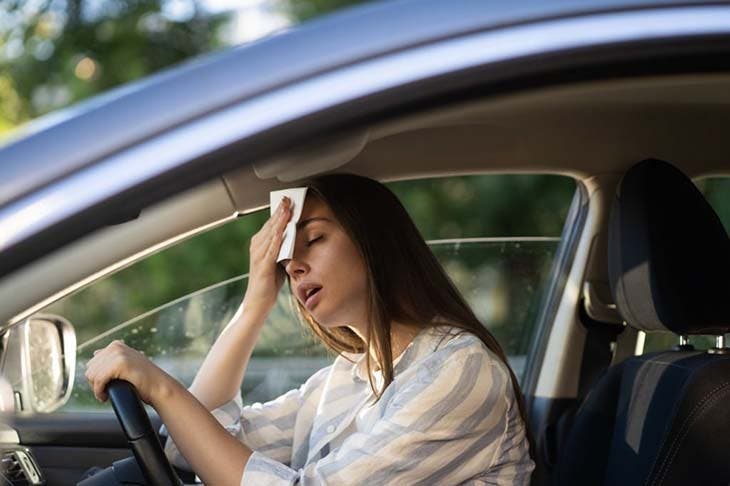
[0,0,229,134]
[0,0,372,138]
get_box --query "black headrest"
[608,159,730,335]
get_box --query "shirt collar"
[349,326,443,383]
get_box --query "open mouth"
[304,286,322,307]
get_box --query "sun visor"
[253,131,369,182]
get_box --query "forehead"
[300,194,333,220]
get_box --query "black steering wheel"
[107,380,182,486]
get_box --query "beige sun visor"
[253,130,369,182]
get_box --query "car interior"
[1,72,730,485]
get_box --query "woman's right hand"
[243,197,292,314]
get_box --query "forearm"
[189,299,269,410]
[155,378,253,486]
[190,198,291,411]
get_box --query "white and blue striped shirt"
[165,325,535,485]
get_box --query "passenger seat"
[554,159,730,486]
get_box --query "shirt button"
[326,425,336,433]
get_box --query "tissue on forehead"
[270,187,308,262]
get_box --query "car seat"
[553,159,730,486]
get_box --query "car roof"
[0,0,712,208]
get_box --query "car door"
[3,2,730,485]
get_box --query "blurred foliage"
[0,0,225,130]
[389,175,575,239]
[0,0,370,138]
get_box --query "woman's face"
[284,195,369,329]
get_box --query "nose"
[284,255,308,278]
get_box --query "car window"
[43,174,576,411]
[642,177,730,353]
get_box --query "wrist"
[151,372,183,406]
[239,295,274,323]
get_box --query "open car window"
[41,174,576,411]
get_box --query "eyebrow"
[296,217,332,230]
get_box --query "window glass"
[44,174,576,411]
[642,177,729,354]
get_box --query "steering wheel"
[107,380,183,486]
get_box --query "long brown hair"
[290,173,528,426]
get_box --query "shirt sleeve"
[241,347,534,485]
[163,365,332,471]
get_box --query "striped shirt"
[164,325,535,485]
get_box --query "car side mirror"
[1,314,77,413]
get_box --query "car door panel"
[8,413,164,485]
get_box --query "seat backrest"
[555,159,730,486]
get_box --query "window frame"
[520,183,589,402]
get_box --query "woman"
[85,174,535,485]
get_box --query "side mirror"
[1,314,76,413]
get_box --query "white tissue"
[270,187,308,262]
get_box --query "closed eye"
[306,236,323,247]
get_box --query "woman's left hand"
[85,340,172,405]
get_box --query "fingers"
[265,198,291,243]
[85,356,110,402]
[91,361,113,402]
[265,202,292,260]
[258,197,291,238]
[251,197,291,261]
[85,340,128,402]
[244,197,294,308]
[273,196,291,218]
